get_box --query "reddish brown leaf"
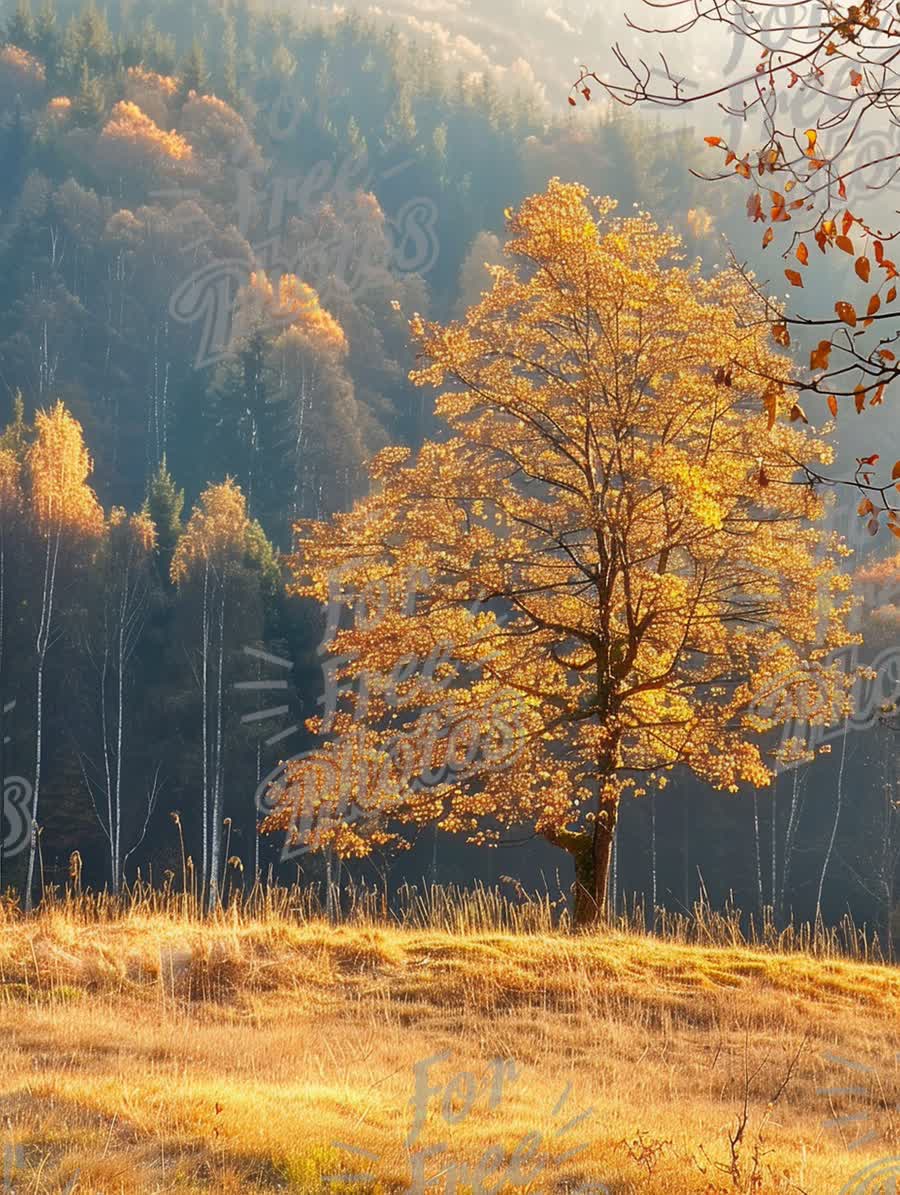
[810,340,832,370]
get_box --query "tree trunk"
[546,798,618,930]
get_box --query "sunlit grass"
[0,889,896,1192]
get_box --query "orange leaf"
[892,460,900,480]
[855,256,871,282]
[762,228,774,248]
[875,240,884,264]
[836,301,857,326]
[796,242,809,265]
[877,348,896,361]
[827,394,838,417]
[804,128,817,154]
[888,286,897,302]
[855,386,866,412]
[867,293,881,317]
[789,403,808,423]
[859,497,875,516]
[785,268,804,287]
[836,235,854,254]
[771,322,790,347]
[810,340,832,370]
[838,177,847,199]
[705,136,723,146]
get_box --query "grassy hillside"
[0,907,897,1193]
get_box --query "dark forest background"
[0,0,896,942]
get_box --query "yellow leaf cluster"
[273,180,860,857]
[170,478,250,583]
[28,402,103,538]
[125,67,178,97]
[100,101,193,163]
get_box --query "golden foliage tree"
[266,181,861,926]
[25,401,103,909]
[171,478,276,907]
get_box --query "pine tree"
[178,40,208,103]
[144,456,183,584]
[6,0,36,50]
[71,59,105,126]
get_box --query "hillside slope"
[0,914,897,1192]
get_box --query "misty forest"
[0,1,899,1191]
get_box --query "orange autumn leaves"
[100,100,193,165]
[266,181,860,863]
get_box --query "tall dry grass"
[0,884,896,1193]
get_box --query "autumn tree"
[571,1,900,525]
[265,181,860,926]
[25,400,103,910]
[0,425,24,891]
[79,507,158,893]
[171,478,278,907]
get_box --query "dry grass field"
[0,895,897,1194]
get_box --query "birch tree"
[171,478,277,908]
[24,401,102,910]
[80,506,157,892]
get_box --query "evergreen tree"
[145,456,184,585]
[178,40,208,102]
[6,0,36,50]
[71,60,105,126]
